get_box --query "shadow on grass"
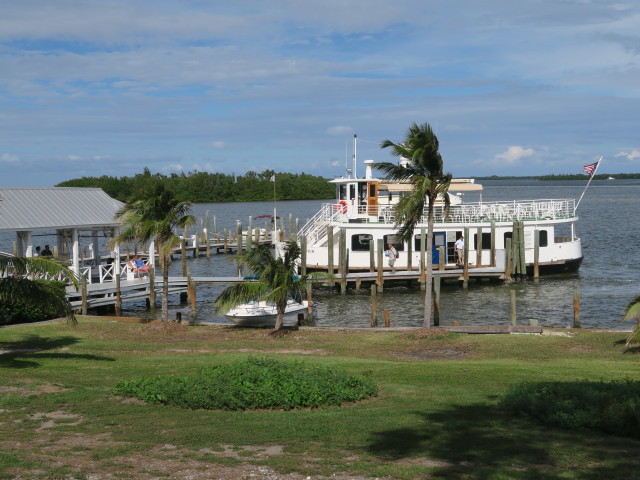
[0,334,114,368]
[367,404,640,479]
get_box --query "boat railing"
[307,198,576,227]
[298,203,344,244]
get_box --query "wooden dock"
[67,265,504,311]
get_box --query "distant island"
[56,169,640,203]
[56,168,335,203]
[477,173,640,181]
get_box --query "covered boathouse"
[0,187,127,280]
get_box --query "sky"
[1,0,640,186]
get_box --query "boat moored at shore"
[295,159,583,277]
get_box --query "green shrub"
[502,379,640,438]
[113,357,377,410]
[0,280,67,325]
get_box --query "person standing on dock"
[387,243,398,273]
[41,245,53,256]
[455,236,464,265]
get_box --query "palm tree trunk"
[274,302,285,331]
[423,210,434,328]
[162,253,170,322]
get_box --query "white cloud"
[1,153,19,163]
[326,126,354,136]
[162,164,184,173]
[494,146,534,164]
[615,149,640,160]
[211,141,226,150]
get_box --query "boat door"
[367,182,378,215]
[432,232,446,264]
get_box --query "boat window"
[339,184,347,200]
[474,233,492,250]
[349,184,356,200]
[538,230,548,247]
[384,234,404,251]
[351,234,372,251]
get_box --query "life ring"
[334,200,348,213]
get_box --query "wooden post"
[433,276,441,327]
[288,213,293,241]
[533,229,540,282]
[505,238,512,283]
[115,274,121,316]
[370,284,377,327]
[148,266,155,306]
[376,238,384,292]
[192,233,198,258]
[573,284,581,328]
[181,238,187,277]
[339,228,347,294]
[518,222,526,279]
[327,225,334,275]
[369,239,375,272]
[213,216,217,239]
[476,226,482,267]
[510,289,517,325]
[407,234,413,271]
[463,226,470,288]
[188,269,196,312]
[490,221,496,267]
[300,235,307,275]
[295,218,299,241]
[81,274,88,316]
[384,309,390,328]
[223,228,228,253]
[438,246,445,271]
[247,216,253,250]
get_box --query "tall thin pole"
[574,156,602,214]
[353,134,357,179]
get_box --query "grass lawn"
[1,317,639,480]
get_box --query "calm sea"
[3,179,639,329]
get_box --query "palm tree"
[374,122,452,328]
[0,255,78,324]
[113,184,195,322]
[214,241,329,331]
[623,295,640,348]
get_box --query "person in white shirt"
[455,236,464,265]
[387,243,398,273]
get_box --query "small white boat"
[607,176,615,180]
[224,298,315,327]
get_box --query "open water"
[3,179,640,329]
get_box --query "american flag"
[583,161,598,176]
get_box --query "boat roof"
[329,177,483,191]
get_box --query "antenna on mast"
[353,134,357,179]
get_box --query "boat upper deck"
[301,198,577,236]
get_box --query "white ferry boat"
[296,159,583,276]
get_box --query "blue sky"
[1,0,640,186]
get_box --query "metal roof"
[0,187,124,232]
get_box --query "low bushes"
[502,379,640,438]
[113,357,377,410]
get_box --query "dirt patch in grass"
[6,434,379,480]
[399,328,451,340]
[141,320,189,336]
[0,383,70,397]
[390,348,468,360]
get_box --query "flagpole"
[574,156,602,214]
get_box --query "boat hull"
[224,300,313,328]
